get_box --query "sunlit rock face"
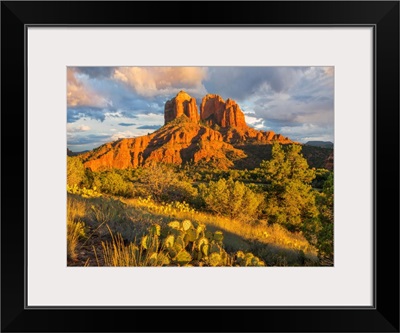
[81,91,296,171]
[164,90,199,124]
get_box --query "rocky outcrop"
[83,134,154,170]
[200,94,247,129]
[164,90,199,124]
[82,120,246,171]
[82,91,298,171]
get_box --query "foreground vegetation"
[67,143,333,266]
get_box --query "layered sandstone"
[82,120,245,171]
[164,90,199,124]
[200,94,247,129]
[81,91,298,171]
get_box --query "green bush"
[198,178,264,221]
[67,156,86,187]
[98,171,134,197]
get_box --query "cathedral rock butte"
[81,91,295,171]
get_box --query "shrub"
[67,156,86,187]
[138,163,198,204]
[199,178,264,221]
[98,171,134,197]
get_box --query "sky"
[67,66,334,152]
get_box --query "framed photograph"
[2,1,399,332]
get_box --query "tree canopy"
[260,143,318,231]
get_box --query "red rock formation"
[164,90,199,124]
[82,91,297,171]
[200,94,225,125]
[200,94,248,129]
[82,120,246,171]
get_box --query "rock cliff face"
[164,90,199,124]
[200,94,247,129]
[82,120,245,171]
[82,91,296,171]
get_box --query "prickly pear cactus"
[201,243,209,257]
[234,251,266,266]
[182,220,192,231]
[168,221,181,230]
[185,229,197,243]
[208,252,222,266]
[175,250,192,266]
[213,231,224,242]
[136,221,266,267]
[210,243,222,254]
[164,235,175,248]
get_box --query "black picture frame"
[1,1,399,332]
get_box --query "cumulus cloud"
[110,130,136,141]
[67,66,334,149]
[278,123,334,143]
[113,67,208,97]
[67,68,110,108]
[67,124,91,132]
[248,66,334,142]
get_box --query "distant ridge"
[305,141,333,149]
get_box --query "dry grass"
[122,197,318,260]
[67,194,318,266]
[67,219,85,260]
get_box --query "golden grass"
[100,231,140,266]
[67,195,86,221]
[122,197,317,257]
[67,194,87,261]
[67,219,85,260]
[67,194,318,266]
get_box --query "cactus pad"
[208,252,222,266]
[168,221,181,230]
[175,250,192,266]
[213,231,224,242]
[185,229,197,243]
[182,220,192,231]
[164,235,175,248]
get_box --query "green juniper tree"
[260,143,318,231]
